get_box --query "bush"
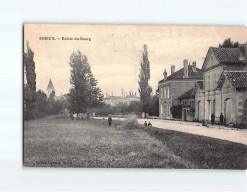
[118,115,139,130]
[170,105,182,119]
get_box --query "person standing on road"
[220,113,224,124]
[211,113,215,124]
[148,121,152,127]
[108,114,112,127]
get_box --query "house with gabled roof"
[195,43,247,125]
[177,86,197,121]
[158,60,203,119]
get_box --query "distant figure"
[148,121,152,127]
[108,114,112,127]
[220,113,224,124]
[70,113,74,120]
[144,121,147,127]
[211,113,215,124]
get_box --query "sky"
[24,24,246,96]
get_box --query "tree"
[47,91,56,114]
[68,50,103,114]
[87,72,104,107]
[35,90,48,118]
[24,85,36,120]
[24,41,36,91]
[149,88,159,116]
[138,44,152,113]
[219,38,239,48]
[170,105,182,119]
[24,41,36,120]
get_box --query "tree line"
[24,42,105,120]
[24,41,161,120]
[24,42,67,120]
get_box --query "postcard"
[24,24,247,168]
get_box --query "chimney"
[238,44,246,61]
[192,61,196,72]
[171,65,175,75]
[183,59,188,78]
[163,69,167,80]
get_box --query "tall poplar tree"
[24,41,36,120]
[138,44,152,113]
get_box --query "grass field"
[24,117,247,169]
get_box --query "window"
[164,87,166,99]
[160,104,163,115]
[213,99,216,114]
[167,86,170,99]
[167,104,170,116]
[160,87,163,99]
[190,101,194,109]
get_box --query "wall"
[236,89,247,125]
[196,65,224,122]
[204,66,223,92]
[197,69,247,125]
[195,87,204,121]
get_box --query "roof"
[210,47,247,64]
[159,65,203,84]
[197,81,203,89]
[178,87,197,99]
[217,71,247,89]
[202,45,247,71]
[47,79,55,90]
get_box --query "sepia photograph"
[23,24,247,169]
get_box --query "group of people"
[211,113,224,125]
[144,121,152,127]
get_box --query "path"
[92,117,247,145]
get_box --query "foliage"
[118,115,139,130]
[170,105,182,119]
[88,105,115,116]
[35,90,48,118]
[88,101,142,116]
[24,41,36,92]
[24,41,37,120]
[68,50,104,114]
[149,94,159,116]
[24,85,36,120]
[127,101,141,114]
[138,44,152,113]
[219,38,239,48]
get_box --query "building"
[178,86,197,121]
[47,79,55,97]
[103,94,140,107]
[195,44,247,125]
[158,60,203,119]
